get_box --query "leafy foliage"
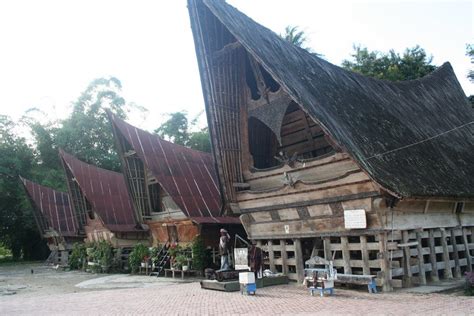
[154,112,211,153]
[0,77,143,261]
[281,25,308,49]
[129,243,150,273]
[0,115,48,260]
[280,25,322,57]
[54,77,130,171]
[154,112,189,146]
[69,242,87,270]
[466,44,474,83]
[342,45,437,81]
[191,236,207,272]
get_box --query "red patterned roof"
[20,177,79,237]
[110,115,223,220]
[59,150,141,233]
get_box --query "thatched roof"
[189,0,474,198]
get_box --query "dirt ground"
[0,262,101,297]
[0,262,193,297]
[1,263,472,315]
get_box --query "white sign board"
[234,247,249,270]
[344,209,367,229]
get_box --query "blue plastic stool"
[367,279,377,293]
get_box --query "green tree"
[0,115,47,260]
[154,111,211,153]
[154,112,189,146]
[465,44,474,108]
[342,45,437,81]
[53,77,140,171]
[188,127,212,153]
[466,43,474,83]
[281,25,308,49]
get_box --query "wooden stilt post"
[294,238,304,283]
[256,240,263,269]
[401,230,413,287]
[428,229,440,282]
[323,237,331,261]
[462,228,472,272]
[280,239,288,275]
[440,228,453,279]
[450,229,462,278]
[340,236,352,274]
[267,240,276,272]
[360,235,371,275]
[378,232,392,292]
[415,230,427,285]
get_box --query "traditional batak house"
[20,177,83,264]
[108,113,243,248]
[59,149,149,248]
[187,0,474,290]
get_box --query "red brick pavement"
[1,282,472,315]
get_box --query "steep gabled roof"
[20,177,80,237]
[189,0,474,198]
[109,114,233,222]
[59,150,141,233]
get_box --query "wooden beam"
[268,240,276,272]
[323,237,331,261]
[440,228,453,279]
[450,229,462,278]
[462,228,472,272]
[340,236,352,274]
[280,239,289,275]
[360,235,371,275]
[415,231,427,285]
[401,230,413,287]
[294,239,304,283]
[428,229,440,282]
[378,232,393,292]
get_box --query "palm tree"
[280,25,323,58]
[282,25,307,48]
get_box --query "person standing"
[219,228,231,270]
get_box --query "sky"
[0,0,472,133]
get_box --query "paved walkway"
[1,281,472,315]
